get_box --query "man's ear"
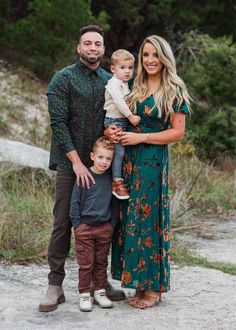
[76,44,80,55]
[110,65,115,74]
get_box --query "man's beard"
[80,53,103,65]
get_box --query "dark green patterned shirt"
[48,60,111,174]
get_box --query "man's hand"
[104,125,122,144]
[66,150,95,189]
[72,161,95,189]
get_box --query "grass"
[0,114,8,131]
[0,164,55,262]
[0,96,23,121]
[169,149,236,220]
[171,237,236,275]
[0,152,235,275]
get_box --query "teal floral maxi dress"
[111,96,188,293]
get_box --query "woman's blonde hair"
[129,35,191,118]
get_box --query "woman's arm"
[120,112,186,146]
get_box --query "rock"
[0,138,50,171]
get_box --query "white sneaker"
[94,289,113,308]
[79,292,92,312]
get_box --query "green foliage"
[92,0,236,56]
[1,0,103,79]
[0,0,10,38]
[179,34,236,159]
[1,0,236,81]
[0,165,55,261]
[169,150,236,217]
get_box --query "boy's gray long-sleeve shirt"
[70,168,119,229]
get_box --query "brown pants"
[74,223,113,293]
[47,170,75,285]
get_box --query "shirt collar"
[76,59,100,76]
[112,74,128,86]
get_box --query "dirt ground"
[0,212,236,330]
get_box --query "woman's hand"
[120,131,144,146]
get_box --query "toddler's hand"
[128,114,141,126]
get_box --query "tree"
[179,33,236,160]
[91,0,236,57]
[1,0,105,79]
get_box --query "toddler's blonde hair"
[111,49,135,65]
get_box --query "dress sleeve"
[173,99,189,115]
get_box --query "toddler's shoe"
[94,289,113,308]
[79,292,93,312]
[112,179,129,200]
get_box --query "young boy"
[70,137,117,312]
[104,49,140,200]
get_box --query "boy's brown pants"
[74,222,113,293]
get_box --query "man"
[39,25,124,313]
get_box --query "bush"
[1,0,102,80]
[179,33,236,160]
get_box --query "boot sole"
[38,295,65,312]
[79,307,93,312]
[107,292,126,301]
[112,191,129,200]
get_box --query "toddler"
[104,49,140,200]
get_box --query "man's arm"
[48,73,75,153]
[48,72,94,188]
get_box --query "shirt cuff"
[60,141,75,153]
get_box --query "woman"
[111,35,191,309]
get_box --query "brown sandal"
[132,292,162,309]
[127,290,144,306]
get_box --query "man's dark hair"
[79,25,104,39]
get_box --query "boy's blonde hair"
[111,49,135,65]
[92,136,114,152]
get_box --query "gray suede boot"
[38,285,65,312]
[105,281,126,301]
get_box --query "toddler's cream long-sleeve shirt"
[104,75,132,118]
